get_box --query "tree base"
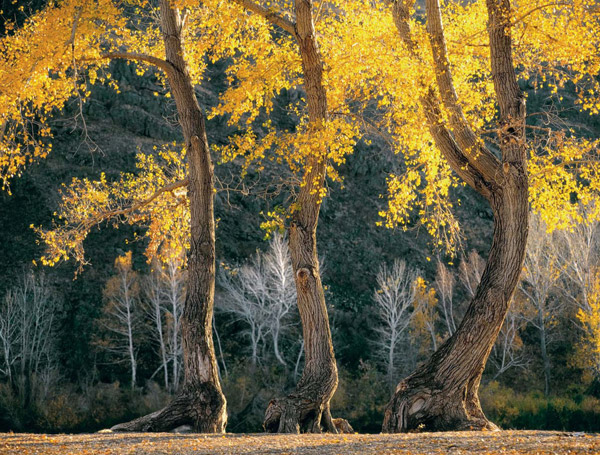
[382,380,499,433]
[111,381,226,433]
[263,396,349,434]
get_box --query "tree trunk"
[539,315,551,397]
[382,187,528,431]
[111,0,226,432]
[263,0,342,433]
[383,0,528,432]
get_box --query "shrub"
[481,381,600,432]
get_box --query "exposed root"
[382,381,498,433]
[111,381,226,433]
[263,397,349,434]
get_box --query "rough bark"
[382,0,528,432]
[262,0,342,433]
[112,0,226,432]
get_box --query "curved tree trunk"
[382,186,528,431]
[383,0,528,432]
[112,0,226,432]
[263,0,343,434]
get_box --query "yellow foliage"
[2,0,600,267]
[35,144,189,268]
[411,276,439,354]
[576,267,600,378]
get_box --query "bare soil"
[1,430,599,454]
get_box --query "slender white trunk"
[272,323,286,366]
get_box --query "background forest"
[1,0,600,435]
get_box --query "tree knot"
[296,267,311,285]
[191,135,201,149]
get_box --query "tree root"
[263,397,351,434]
[111,381,226,433]
[382,381,499,433]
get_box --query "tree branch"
[78,178,188,232]
[421,88,492,200]
[64,6,83,48]
[390,0,493,199]
[95,52,176,75]
[229,0,297,37]
[425,0,501,184]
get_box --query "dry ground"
[1,430,599,455]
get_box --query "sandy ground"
[1,430,599,454]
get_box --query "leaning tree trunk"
[383,0,528,432]
[382,184,528,431]
[263,0,344,434]
[111,0,226,432]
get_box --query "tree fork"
[383,0,528,432]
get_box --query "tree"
[555,208,600,381]
[434,260,457,338]
[0,0,267,431]
[381,0,600,432]
[98,252,141,388]
[145,255,186,393]
[411,277,439,354]
[488,295,529,379]
[372,259,419,387]
[145,261,171,393]
[576,268,600,380]
[263,233,297,367]
[519,214,563,395]
[218,233,298,367]
[0,271,60,408]
[219,257,272,366]
[223,0,359,433]
[458,251,485,303]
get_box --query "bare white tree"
[0,291,18,383]
[161,256,185,390]
[99,252,140,388]
[263,233,296,366]
[219,257,270,366]
[519,214,563,395]
[489,297,530,379]
[0,270,60,403]
[218,233,298,367]
[144,254,186,392]
[555,206,600,376]
[434,260,456,336]
[556,211,600,314]
[145,261,170,391]
[373,259,419,386]
[458,250,485,300]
